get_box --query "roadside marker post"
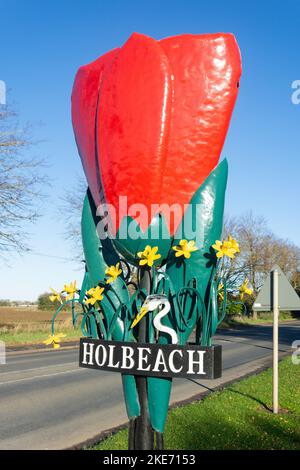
[0,341,5,365]
[272,269,279,414]
[253,264,300,415]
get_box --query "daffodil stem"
[51,298,81,335]
[130,268,154,450]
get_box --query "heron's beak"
[130,305,149,329]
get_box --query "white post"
[272,269,279,414]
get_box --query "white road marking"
[6,350,77,365]
[0,367,83,386]
[0,362,76,376]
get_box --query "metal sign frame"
[79,338,222,380]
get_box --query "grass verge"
[1,325,81,346]
[221,311,299,328]
[91,356,300,450]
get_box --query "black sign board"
[79,338,222,380]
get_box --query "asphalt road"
[0,322,299,450]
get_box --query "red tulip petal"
[72,49,119,207]
[97,33,172,232]
[159,33,242,233]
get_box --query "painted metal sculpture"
[48,32,242,449]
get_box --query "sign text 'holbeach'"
[79,338,222,379]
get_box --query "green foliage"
[0,299,11,306]
[257,311,293,321]
[92,357,300,450]
[225,300,244,316]
[221,311,296,327]
[37,292,61,311]
[223,292,255,316]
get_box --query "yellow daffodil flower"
[43,333,66,349]
[131,306,149,329]
[172,239,198,259]
[239,279,253,300]
[85,286,105,305]
[49,288,62,304]
[212,236,239,259]
[63,281,77,300]
[137,245,161,267]
[228,235,240,253]
[218,283,224,301]
[105,262,122,284]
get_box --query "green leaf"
[114,213,172,266]
[81,190,140,418]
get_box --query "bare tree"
[60,177,86,260]
[222,212,300,295]
[235,213,270,292]
[291,271,300,294]
[219,214,246,290]
[0,102,46,254]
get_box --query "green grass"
[1,327,81,346]
[91,357,300,450]
[221,311,298,328]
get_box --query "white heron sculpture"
[131,294,178,345]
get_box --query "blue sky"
[0,0,299,300]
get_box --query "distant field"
[1,307,298,347]
[0,306,82,346]
[0,306,71,323]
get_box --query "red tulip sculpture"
[72,32,241,448]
